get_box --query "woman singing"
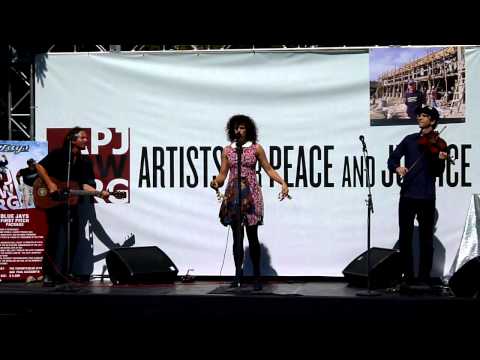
[210,114,290,290]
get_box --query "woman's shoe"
[230,277,241,288]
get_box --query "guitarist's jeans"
[44,205,80,281]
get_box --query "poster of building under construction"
[370,46,465,126]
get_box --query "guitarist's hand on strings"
[47,181,59,194]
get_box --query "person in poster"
[0,154,8,187]
[16,158,38,208]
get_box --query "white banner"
[35,48,480,277]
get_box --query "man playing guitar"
[36,127,110,286]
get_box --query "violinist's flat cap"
[415,105,440,121]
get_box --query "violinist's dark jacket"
[388,131,446,199]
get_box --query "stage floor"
[0,278,478,325]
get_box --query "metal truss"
[7,48,35,140]
[7,45,108,140]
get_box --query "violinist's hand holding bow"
[395,166,408,177]
[439,151,448,160]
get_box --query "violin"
[417,126,455,165]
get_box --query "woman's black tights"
[231,223,261,278]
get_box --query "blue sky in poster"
[0,141,48,176]
[369,47,447,81]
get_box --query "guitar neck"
[69,189,102,197]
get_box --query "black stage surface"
[1,277,479,328]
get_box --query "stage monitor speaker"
[106,246,179,284]
[342,247,402,289]
[448,256,480,297]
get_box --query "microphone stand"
[54,139,83,291]
[357,136,381,297]
[234,138,243,287]
[65,140,73,280]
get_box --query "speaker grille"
[343,247,401,288]
[106,246,178,284]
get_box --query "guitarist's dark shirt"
[38,148,96,188]
[38,148,96,279]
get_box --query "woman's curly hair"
[226,114,258,143]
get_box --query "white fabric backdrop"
[35,48,480,276]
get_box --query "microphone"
[234,132,243,153]
[359,135,367,152]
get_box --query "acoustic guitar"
[33,177,126,209]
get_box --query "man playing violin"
[388,105,449,287]
[36,127,109,286]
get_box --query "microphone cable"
[219,226,230,276]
